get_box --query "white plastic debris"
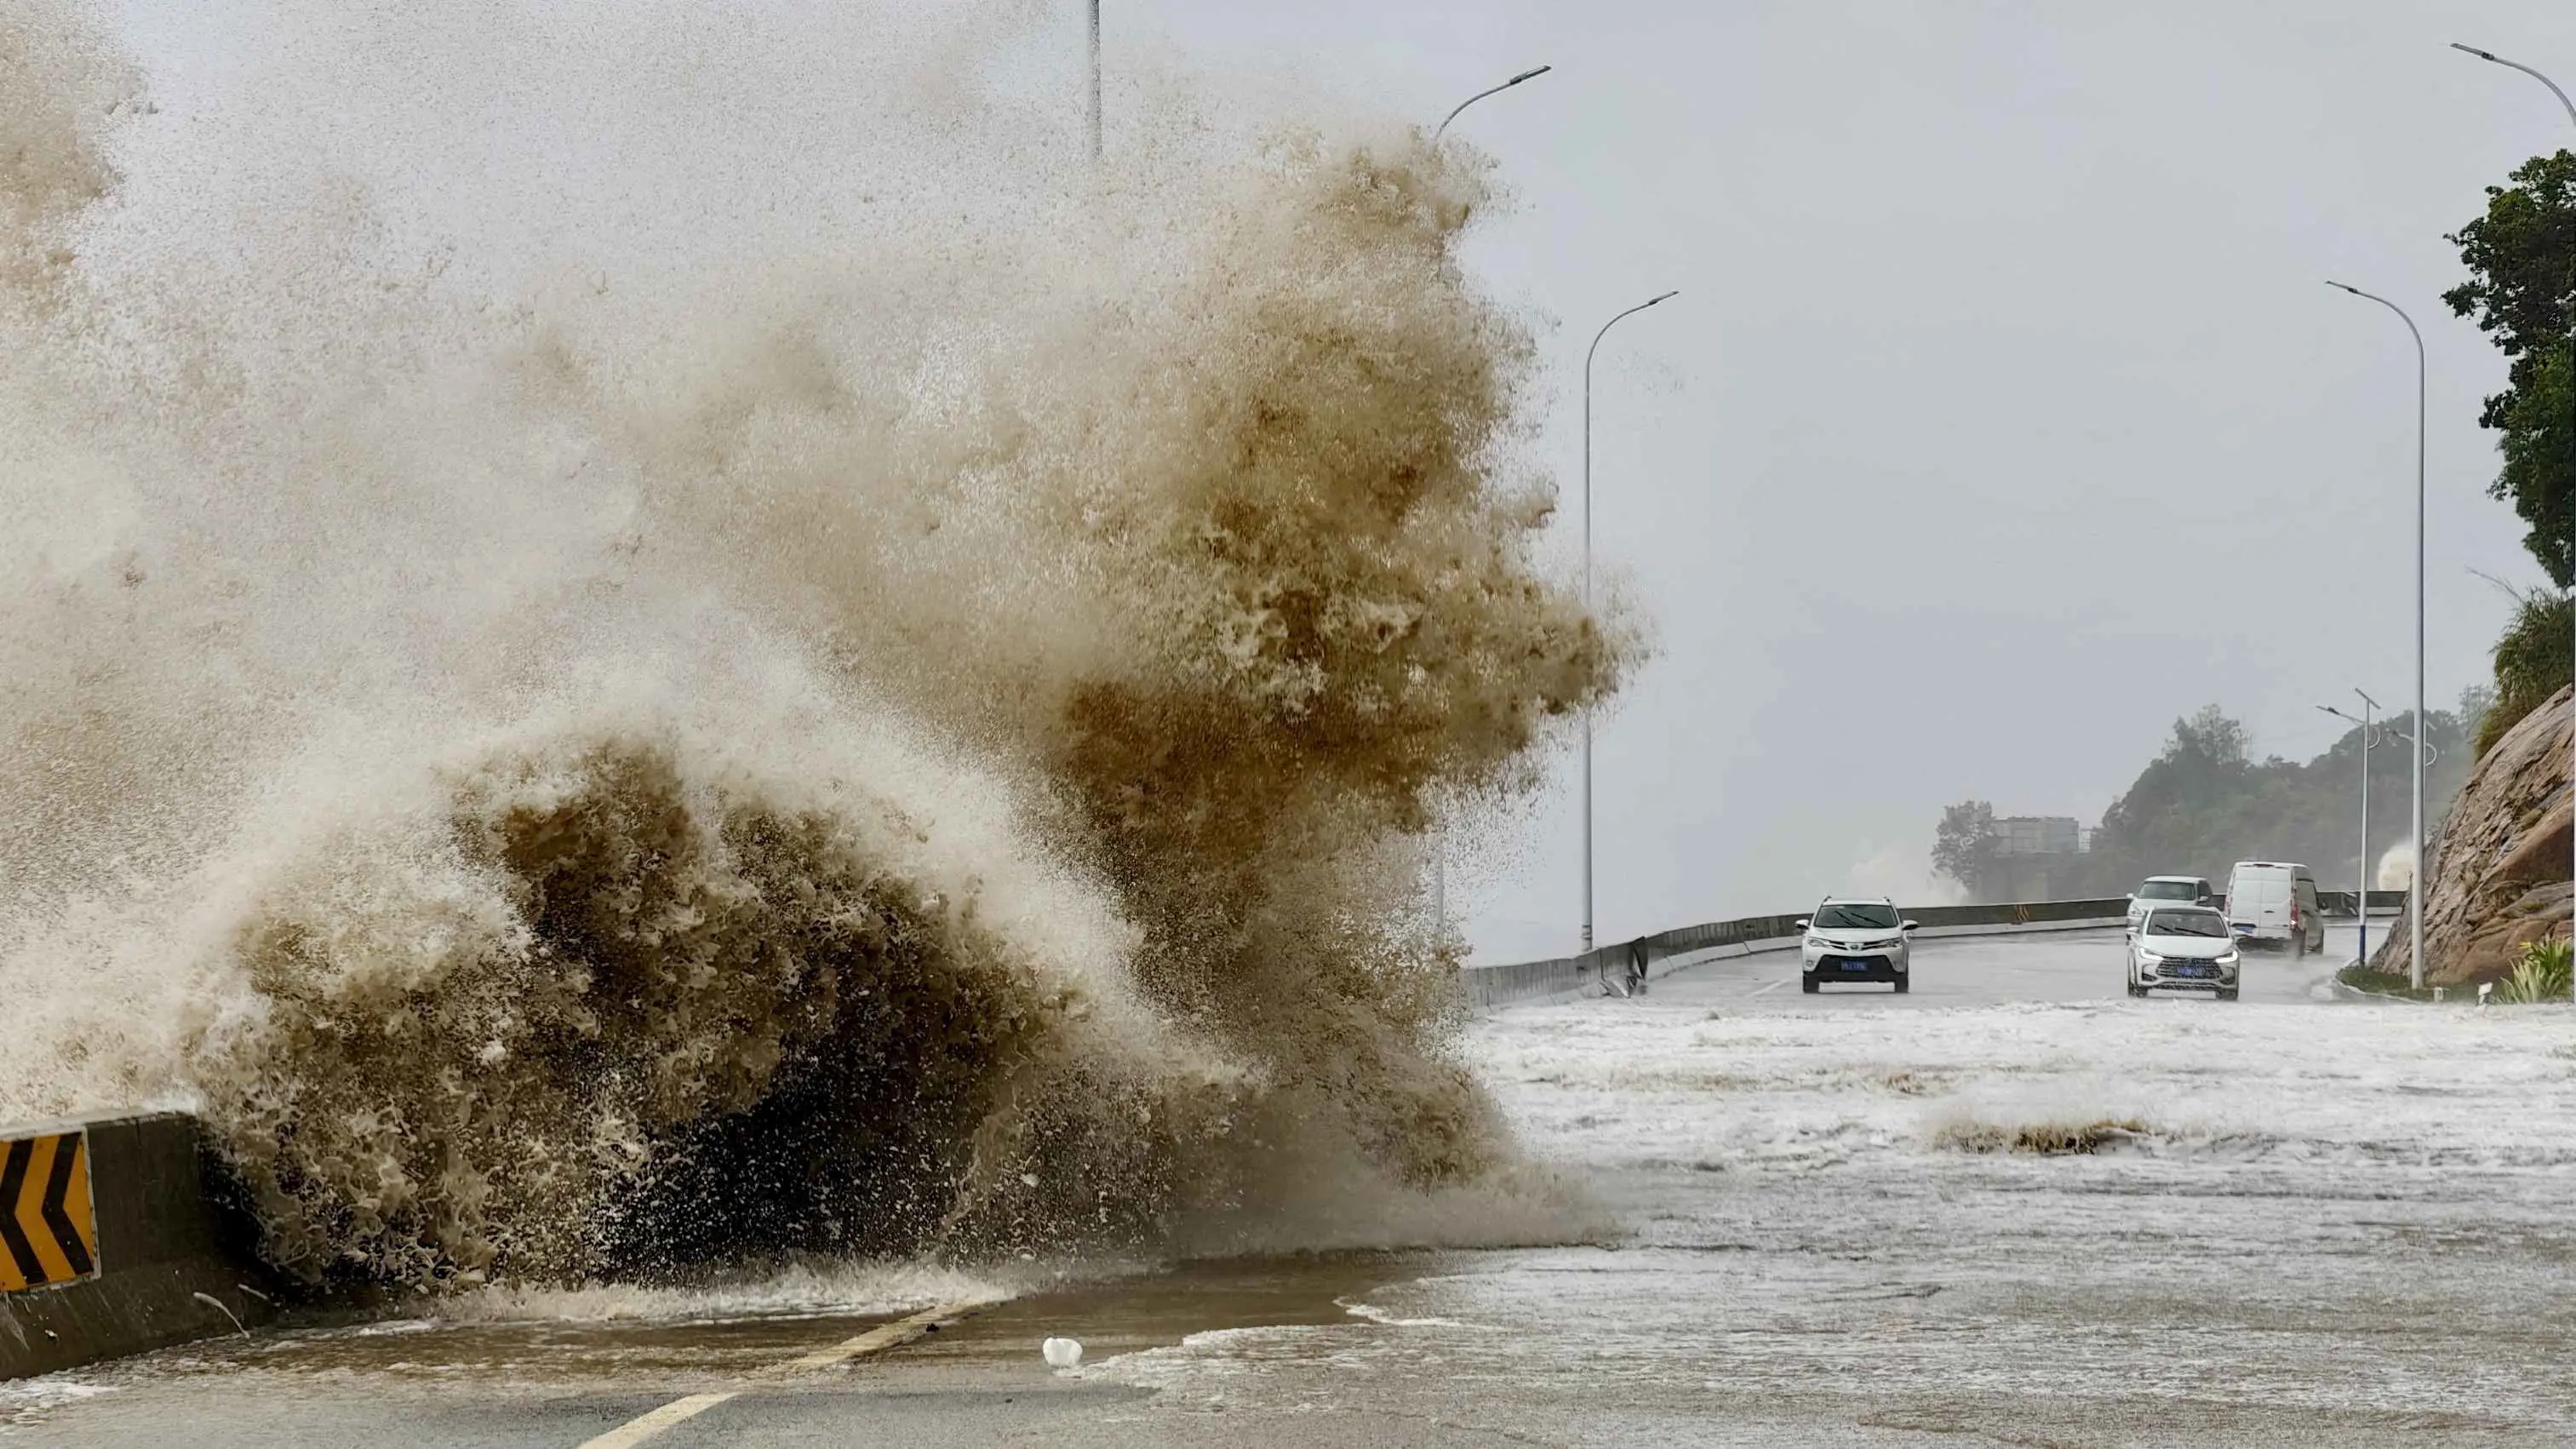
[1041,1336,1083,1370]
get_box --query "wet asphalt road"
[13,924,2576,1447]
[1651,919,2349,1008]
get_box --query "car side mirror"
[1901,919,1919,931]
[1795,919,1811,930]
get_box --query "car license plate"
[1841,961,1868,971]
[2169,964,2212,979]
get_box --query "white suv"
[1799,897,1918,994]
[2126,875,2217,933]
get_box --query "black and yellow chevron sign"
[0,1130,98,1293]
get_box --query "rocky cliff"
[2373,685,2573,986]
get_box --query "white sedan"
[2127,905,2242,1000]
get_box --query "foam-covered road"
[13,927,2576,1446]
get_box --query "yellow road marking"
[572,1300,987,1449]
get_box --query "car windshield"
[2144,909,2230,938]
[2138,880,2196,900]
[1814,903,1898,930]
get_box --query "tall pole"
[1087,0,1102,160]
[2453,43,2576,999]
[2359,690,2376,966]
[1580,290,1679,952]
[2327,281,2429,988]
[2321,692,2380,965]
[1424,66,1549,945]
[2384,721,2441,975]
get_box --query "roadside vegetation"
[2337,939,2572,1004]
[2477,584,2570,758]
[2334,962,2446,1002]
[2495,939,2574,1003]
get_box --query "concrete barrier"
[0,1112,278,1381]
[1460,897,2132,1011]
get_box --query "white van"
[2224,861,2323,955]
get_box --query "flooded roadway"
[11,927,2576,1447]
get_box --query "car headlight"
[2216,949,2239,966]
[2135,951,2163,966]
[1805,935,1829,948]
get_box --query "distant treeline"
[1935,698,2484,899]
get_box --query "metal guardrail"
[1459,896,2131,1011]
[2318,890,2408,917]
[1459,888,2416,1011]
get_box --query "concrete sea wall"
[1,1113,278,1380]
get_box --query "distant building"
[1993,816,2081,857]
[1989,815,2086,901]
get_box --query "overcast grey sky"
[109,1,2576,963]
[1095,0,2574,959]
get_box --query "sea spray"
[0,2,1633,1288]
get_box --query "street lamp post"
[2327,280,2430,989]
[1580,290,1679,952]
[2453,42,2576,1000]
[1086,1,1102,160]
[2319,690,2382,964]
[2384,717,2441,982]
[1425,64,1550,941]
[1434,66,1553,141]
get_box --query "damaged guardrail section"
[0,1112,276,1380]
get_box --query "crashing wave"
[0,2,1629,1288]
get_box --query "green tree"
[2445,150,2576,587]
[1932,800,1999,899]
[2088,706,2253,882]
